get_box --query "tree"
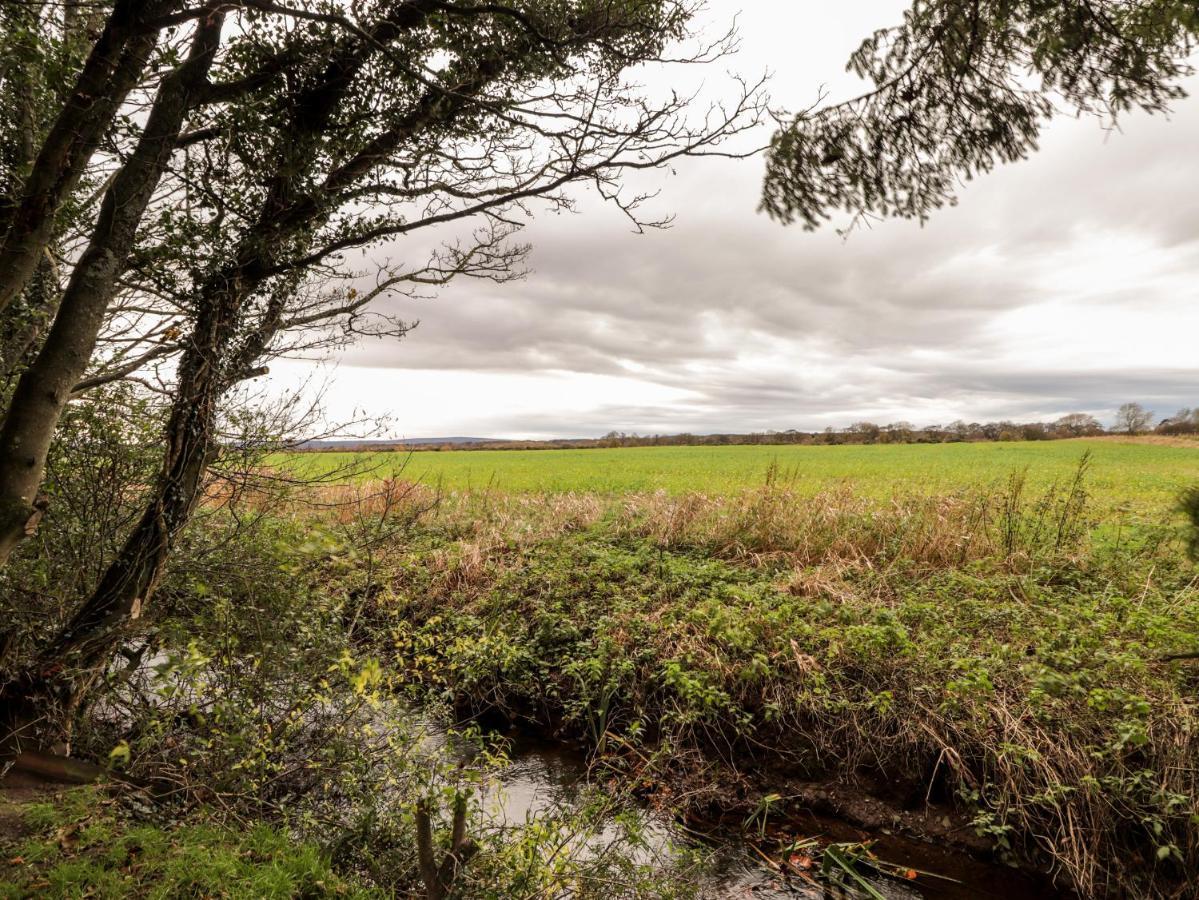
[847,421,882,442]
[0,2,226,566]
[946,419,973,441]
[1055,412,1104,437]
[0,0,187,314]
[1157,407,1199,436]
[1115,402,1153,435]
[0,0,328,565]
[0,1,762,571]
[1,0,762,741]
[882,421,915,443]
[762,1,1198,229]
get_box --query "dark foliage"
[762,0,1199,229]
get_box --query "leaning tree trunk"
[1,0,446,741]
[44,354,220,675]
[4,298,229,747]
[0,0,175,315]
[0,9,223,567]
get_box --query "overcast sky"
[266,1,1199,440]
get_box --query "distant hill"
[298,437,503,450]
[291,418,1188,453]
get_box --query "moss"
[0,788,378,899]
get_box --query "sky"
[265,1,1199,441]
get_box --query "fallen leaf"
[787,853,815,870]
[55,822,81,850]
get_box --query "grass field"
[284,438,1199,518]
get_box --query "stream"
[93,653,1071,899]
[463,727,1067,900]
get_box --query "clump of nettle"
[344,471,1199,898]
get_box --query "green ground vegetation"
[0,783,699,900]
[6,443,1198,898]
[319,469,1199,898]
[0,787,375,899]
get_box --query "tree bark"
[0,0,177,315]
[42,342,222,673]
[0,8,223,567]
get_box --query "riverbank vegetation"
[1,463,709,898]
[294,466,1199,898]
[1,781,703,900]
[4,435,1199,897]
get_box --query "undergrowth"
[7,459,1194,898]
[0,778,705,899]
[325,470,1199,898]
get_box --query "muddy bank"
[457,694,1074,890]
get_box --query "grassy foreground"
[282,438,1199,515]
[0,788,374,899]
[318,469,1199,898]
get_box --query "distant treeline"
[300,406,1199,453]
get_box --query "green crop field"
[282,438,1199,517]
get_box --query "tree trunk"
[3,296,227,748]
[25,229,245,739]
[0,9,223,567]
[0,0,176,314]
[44,363,220,673]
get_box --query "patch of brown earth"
[0,767,62,845]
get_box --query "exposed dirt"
[492,719,1074,899]
[0,766,63,846]
[681,775,1071,899]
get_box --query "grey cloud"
[319,7,1199,437]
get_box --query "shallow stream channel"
[429,716,1068,900]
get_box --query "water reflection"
[485,737,926,899]
[415,714,1058,900]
